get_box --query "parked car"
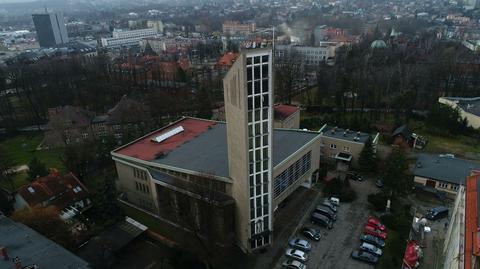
[375,180,384,188]
[359,242,383,256]
[364,225,387,240]
[311,212,333,229]
[300,227,321,241]
[351,250,379,265]
[285,248,308,262]
[320,201,337,213]
[346,172,363,181]
[425,206,449,220]
[360,234,386,248]
[367,217,386,231]
[329,197,340,206]
[289,238,311,252]
[282,259,306,269]
[314,206,337,221]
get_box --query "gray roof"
[0,214,90,269]
[444,97,480,117]
[320,125,371,144]
[152,123,320,178]
[413,154,480,185]
[392,124,412,138]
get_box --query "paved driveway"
[274,179,380,269]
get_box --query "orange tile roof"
[218,52,239,67]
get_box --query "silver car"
[360,242,383,256]
[285,248,309,262]
[282,259,307,269]
[288,238,311,252]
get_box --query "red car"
[367,217,387,232]
[364,225,388,240]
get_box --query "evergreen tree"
[27,157,48,180]
[196,87,213,119]
[381,148,410,197]
[358,137,377,173]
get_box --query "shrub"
[367,193,388,211]
[323,178,357,202]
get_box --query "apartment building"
[319,125,379,168]
[275,44,336,67]
[100,28,159,49]
[222,20,256,35]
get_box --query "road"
[274,179,380,269]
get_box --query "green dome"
[370,40,387,49]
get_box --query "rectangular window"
[254,66,261,79]
[273,151,312,198]
[254,80,261,94]
[247,67,252,81]
[262,79,269,93]
[330,144,337,149]
[343,146,350,152]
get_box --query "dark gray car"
[351,250,379,265]
[314,206,337,221]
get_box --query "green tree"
[0,191,13,215]
[358,137,377,173]
[27,157,48,180]
[90,175,124,226]
[426,103,466,135]
[12,206,74,248]
[61,143,95,178]
[0,146,16,190]
[196,87,213,119]
[381,148,410,197]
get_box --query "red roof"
[18,172,88,211]
[218,52,239,67]
[465,173,480,269]
[274,104,299,120]
[115,118,217,161]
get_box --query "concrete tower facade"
[223,48,273,252]
[32,12,69,48]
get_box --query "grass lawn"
[0,132,65,170]
[419,133,480,159]
[0,132,65,191]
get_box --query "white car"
[285,248,308,262]
[360,242,383,256]
[282,259,306,269]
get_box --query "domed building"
[370,39,387,49]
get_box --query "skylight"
[152,126,184,143]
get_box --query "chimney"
[0,247,8,261]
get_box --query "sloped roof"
[392,124,412,138]
[18,172,89,211]
[274,104,299,120]
[47,106,92,128]
[106,95,151,124]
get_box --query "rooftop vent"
[27,187,35,194]
[152,126,184,143]
[416,162,422,168]
[343,131,347,137]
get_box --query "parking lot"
[274,179,381,269]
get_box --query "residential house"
[319,125,380,169]
[439,97,480,129]
[392,124,412,147]
[13,172,91,220]
[44,106,94,147]
[413,153,480,198]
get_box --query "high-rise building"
[32,13,69,48]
